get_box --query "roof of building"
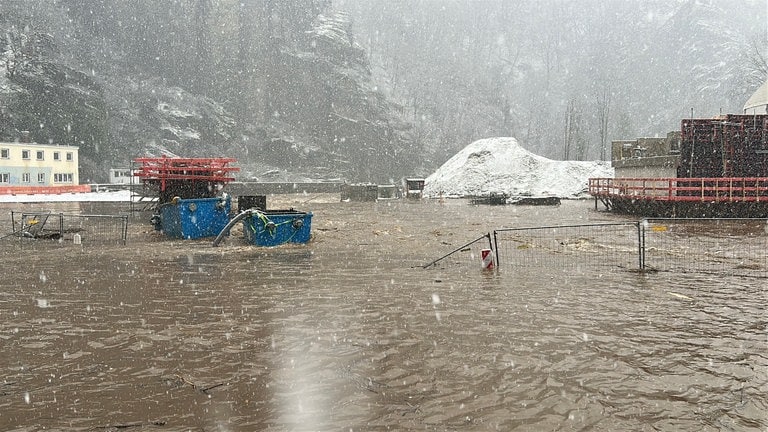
[0,141,78,149]
[744,79,768,112]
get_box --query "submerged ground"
[0,197,765,431]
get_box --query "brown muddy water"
[0,196,765,431]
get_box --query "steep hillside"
[0,4,419,183]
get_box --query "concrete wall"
[611,132,681,178]
[227,182,344,196]
[340,184,378,202]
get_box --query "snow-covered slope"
[422,137,614,198]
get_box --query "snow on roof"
[743,79,768,114]
[422,137,614,198]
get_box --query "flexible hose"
[211,208,258,247]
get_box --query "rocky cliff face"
[2,60,107,179]
[0,8,418,183]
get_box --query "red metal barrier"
[589,177,768,202]
[0,185,92,195]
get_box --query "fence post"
[638,220,646,270]
[122,215,129,245]
[493,230,500,268]
[57,213,64,239]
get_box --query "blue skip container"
[243,210,313,246]
[160,196,231,239]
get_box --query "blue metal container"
[160,196,231,239]
[243,210,313,246]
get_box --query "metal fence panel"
[426,219,767,278]
[8,212,128,246]
[642,218,768,278]
[422,234,493,269]
[493,223,642,273]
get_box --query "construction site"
[590,109,768,217]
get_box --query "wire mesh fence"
[493,222,642,273]
[422,233,494,269]
[5,211,128,246]
[426,219,768,279]
[642,218,768,278]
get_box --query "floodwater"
[0,197,765,431]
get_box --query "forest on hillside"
[340,0,768,162]
[1,0,766,182]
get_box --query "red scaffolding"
[679,114,768,178]
[133,156,239,203]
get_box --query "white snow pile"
[422,137,614,198]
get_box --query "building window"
[1,148,8,159]
[0,173,9,183]
[22,150,30,160]
[36,150,44,160]
[54,173,73,183]
[22,173,30,183]
[37,173,45,183]
[53,152,60,161]
[66,152,73,161]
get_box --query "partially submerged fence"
[642,218,768,278]
[493,222,642,272]
[5,211,128,245]
[422,233,493,269]
[426,219,768,278]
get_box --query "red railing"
[133,156,239,192]
[589,177,768,202]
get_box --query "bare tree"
[563,99,575,160]
[596,86,611,161]
[745,36,768,88]
[193,0,213,96]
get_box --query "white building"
[0,141,80,187]
[109,168,137,185]
[743,79,768,115]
